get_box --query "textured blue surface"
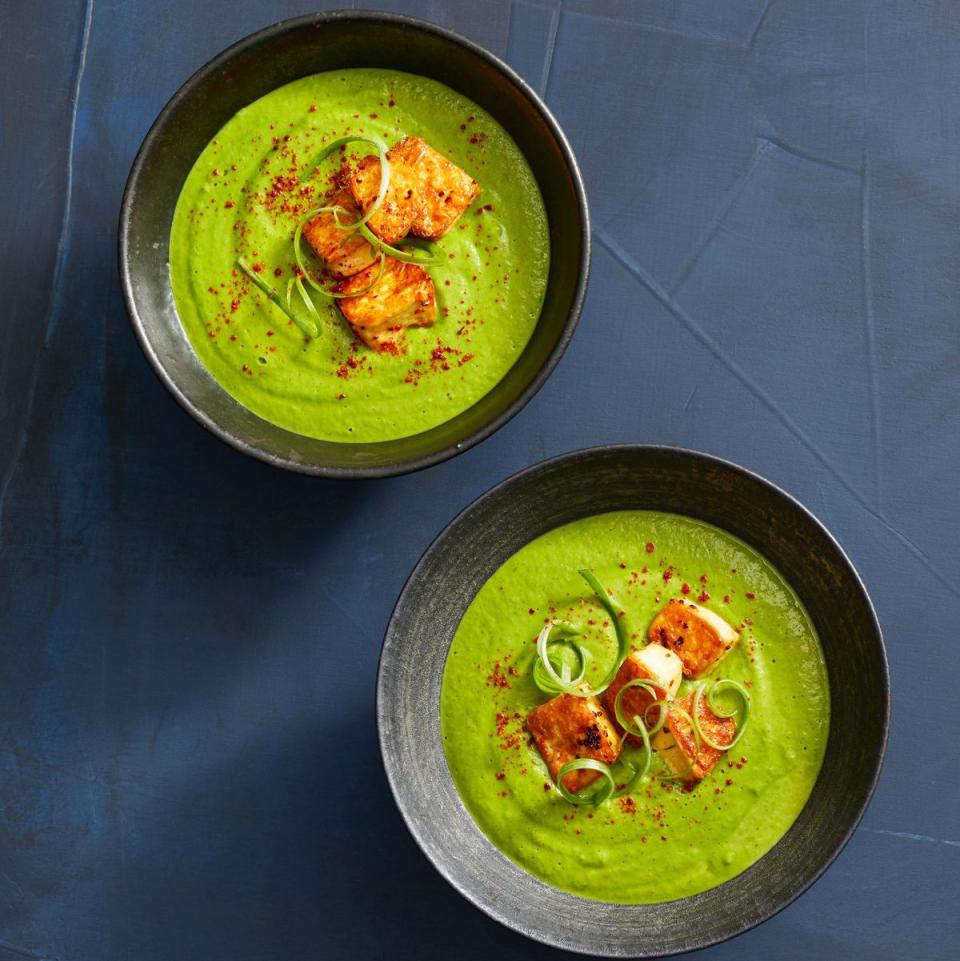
[1,1,958,958]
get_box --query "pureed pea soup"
[440,511,830,903]
[169,70,549,442]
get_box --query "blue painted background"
[1,1,958,958]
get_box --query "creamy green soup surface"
[440,511,830,903]
[169,69,549,442]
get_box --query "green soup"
[169,69,549,442]
[440,511,829,903]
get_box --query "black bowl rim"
[376,443,890,956]
[117,9,591,479]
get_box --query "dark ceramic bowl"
[119,12,589,477]
[377,446,889,956]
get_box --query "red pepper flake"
[251,262,264,273]
[273,267,282,277]
[745,592,756,600]
[495,772,506,781]
[369,112,379,119]
[224,201,235,209]
[698,591,710,603]
[645,542,655,553]
[486,662,511,689]
[336,393,346,400]
[726,778,734,786]
[388,98,395,107]
[680,582,691,595]
[723,595,730,604]
[543,782,551,792]
[662,569,673,583]
[528,608,536,615]
[308,103,317,112]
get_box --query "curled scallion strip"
[554,758,616,806]
[292,211,386,299]
[533,623,592,695]
[575,569,629,695]
[305,135,392,229]
[532,572,628,698]
[357,222,437,266]
[612,721,652,795]
[644,698,671,737]
[236,257,318,339]
[693,678,751,750]
[613,679,663,738]
[293,276,323,326]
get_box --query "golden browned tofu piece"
[336,256,436,351]
[346,152,424,244]
[392,136,481,240]
[301,191,378,279]
[601,644,683,747]
[652,692,736,786]
[527,693,621,793]
[648,599,739,678]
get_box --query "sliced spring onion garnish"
[305,136,392,229]
[554,758,616,806]
[534,623,592,695]
[659,702,700,781]
[294,276,323,326]
[693,678,751,750]
[292,210,387,299]
[357,222,437,266]
[613,679,662,738]
[611,721,652,796]
[236,257,318,338]
[644,698,671,737]
[575,569,629,695]
[532,572,628,699]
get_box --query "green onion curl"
[304,136,392,229]
[236,257,318,339]
[693,678,751,750]
[554,758,616,806]
[292,210,387,298]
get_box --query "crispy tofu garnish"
[345,137,480,244]
[346,152,424,244]
[336,256,436,351]
[527,693,621,793]
[601,645,683,747]
[301,191,378,279]
[393,136,481,240]
[652,691,735,786]
[648,599,739,678]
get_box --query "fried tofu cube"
[392,136,481,240]
[652,692,736,786]
[346,151,424,244]
[527,693,621,793]
[301,191,378,279]
[336,256,436,351]
[648,599,739,678]
[601,644,683,747]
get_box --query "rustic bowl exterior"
[119,12,589,477]
[377,445,889,956]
